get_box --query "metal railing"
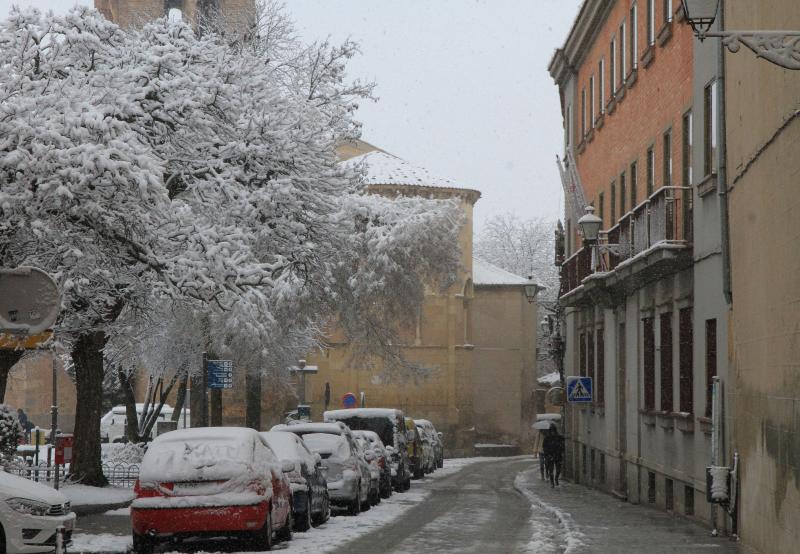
[560,186,692,297]
[6,460,140,488]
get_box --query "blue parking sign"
[566,376,593,403]
[207,359,234,389]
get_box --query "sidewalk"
[514,466,741,554]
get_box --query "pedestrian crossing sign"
[566,376,593,403]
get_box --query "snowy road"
[71,456,741,553]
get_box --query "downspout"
[717,3,732,306]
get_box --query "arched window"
[168,8,183,23]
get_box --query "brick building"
[95,0,254,31]
[549,0,730,531]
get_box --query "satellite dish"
[0,267,61,335]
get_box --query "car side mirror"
[281,461,296,473]
[385,445,395,453]
[364,451,375,461]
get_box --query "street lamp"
[524,276,544,304]
[681,0,800,70]
[577,205,602,244]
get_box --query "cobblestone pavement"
[514,463,742,553]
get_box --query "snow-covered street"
[71,455,743,553]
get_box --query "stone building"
[549,0,730,530]
[302,141,540,456]
[722,3,800,553]
[94,0,253,31]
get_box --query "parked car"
[415,419,444,469]
[416,424,435,474]
[100,404,190,443]
[131,427,293,553]
[272,422,371,515]
[353,429,392,499]
[0,471,76,553]
[352,433,381,506]
[323,408,411,492]
[404,417,424,479]
[260,431,330,531]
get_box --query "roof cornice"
[548,0,615,87]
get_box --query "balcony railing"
[560,186,692,297]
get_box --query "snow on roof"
[472,258,532,286]
[346,150,466,190]
[271,422,349,435]
[324,408,404,420]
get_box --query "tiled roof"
[472,257,531,286]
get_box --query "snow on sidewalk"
[71,457,493,554]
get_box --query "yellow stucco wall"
[726,2,800,552]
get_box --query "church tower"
[94,0,254,31]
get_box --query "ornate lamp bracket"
[702,30,800,70]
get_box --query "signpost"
[566,376,593,403]
[207,359,234,389]
[342,392,357,409]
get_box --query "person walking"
[541,424,564,488]
[17,408,33,442]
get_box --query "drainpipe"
[717,3,732,306]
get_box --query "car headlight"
[6,498,51,516]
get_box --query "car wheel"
[313,493,330,525]
[437,458,444,469]
[276,509,293,542]
[294,505,312,532]
[348,489,361,516]
[132,532,154,554]
[369,487,379,506]
[253,509,273,551]
[413,466,423,480]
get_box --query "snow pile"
[60,484,134,507]
[709,465,729,502]
[537,371,562,386]
[101,442,145,465]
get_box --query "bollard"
[55,526,65,554]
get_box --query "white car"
[0,471,76,553]
[100,404,190,443]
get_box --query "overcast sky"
[0,0,581,230]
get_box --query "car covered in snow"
[416,424,435,474]
[353,429,393,499]
[100,404,189,443]
[260,431,330,531]
[271,422,370,515]
[415,419,444,469]
[131,427,293,552]
[352,433,381,507]
[0,471,75,554]
[323,408,411,492]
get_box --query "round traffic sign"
[342,392,357,409]
[0,267,60,335]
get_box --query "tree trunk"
[117,368,143,443]
[70,331,109,486]
[245,370,262,430]
[171,373,188,423]
[0,350,24,403]
[209,389,222,426]
[190,371,206,427]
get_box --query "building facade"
[549,0,730,529]
[94,0,253,30]
[723,2,800,553]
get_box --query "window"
[610,182,617,223]
[647,0,656,46]
[610,37,617,93]
[581,88,587,137]
[630,3,638,69]
[580,331,587,377]
[663,0,673,23]
[648,471,656,503]
[620,171,627,215]
[566,219,572,255]
[685,485,695,515]
[705,319,717,417]
[590,75,596,127]
[682,111,693,186]
[704,80,718,176]
[663,129,672,187]
[565,105,571,147]
[644,317,655,411]
[588,330,595,384]
[619,20,627,82]
[660,312,673,412]
[598,192,605,224]
[600,453,606,484]
[597,328,605,405]
[590,448,596,480]
[679,307,693,413]
[665,478,674,511]
[630,161,638,207]
[599,58,605,113]
[646,146,655,196]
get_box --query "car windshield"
[301,433,350,461]
[328,416,395,448]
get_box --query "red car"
[131,427,294,552]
